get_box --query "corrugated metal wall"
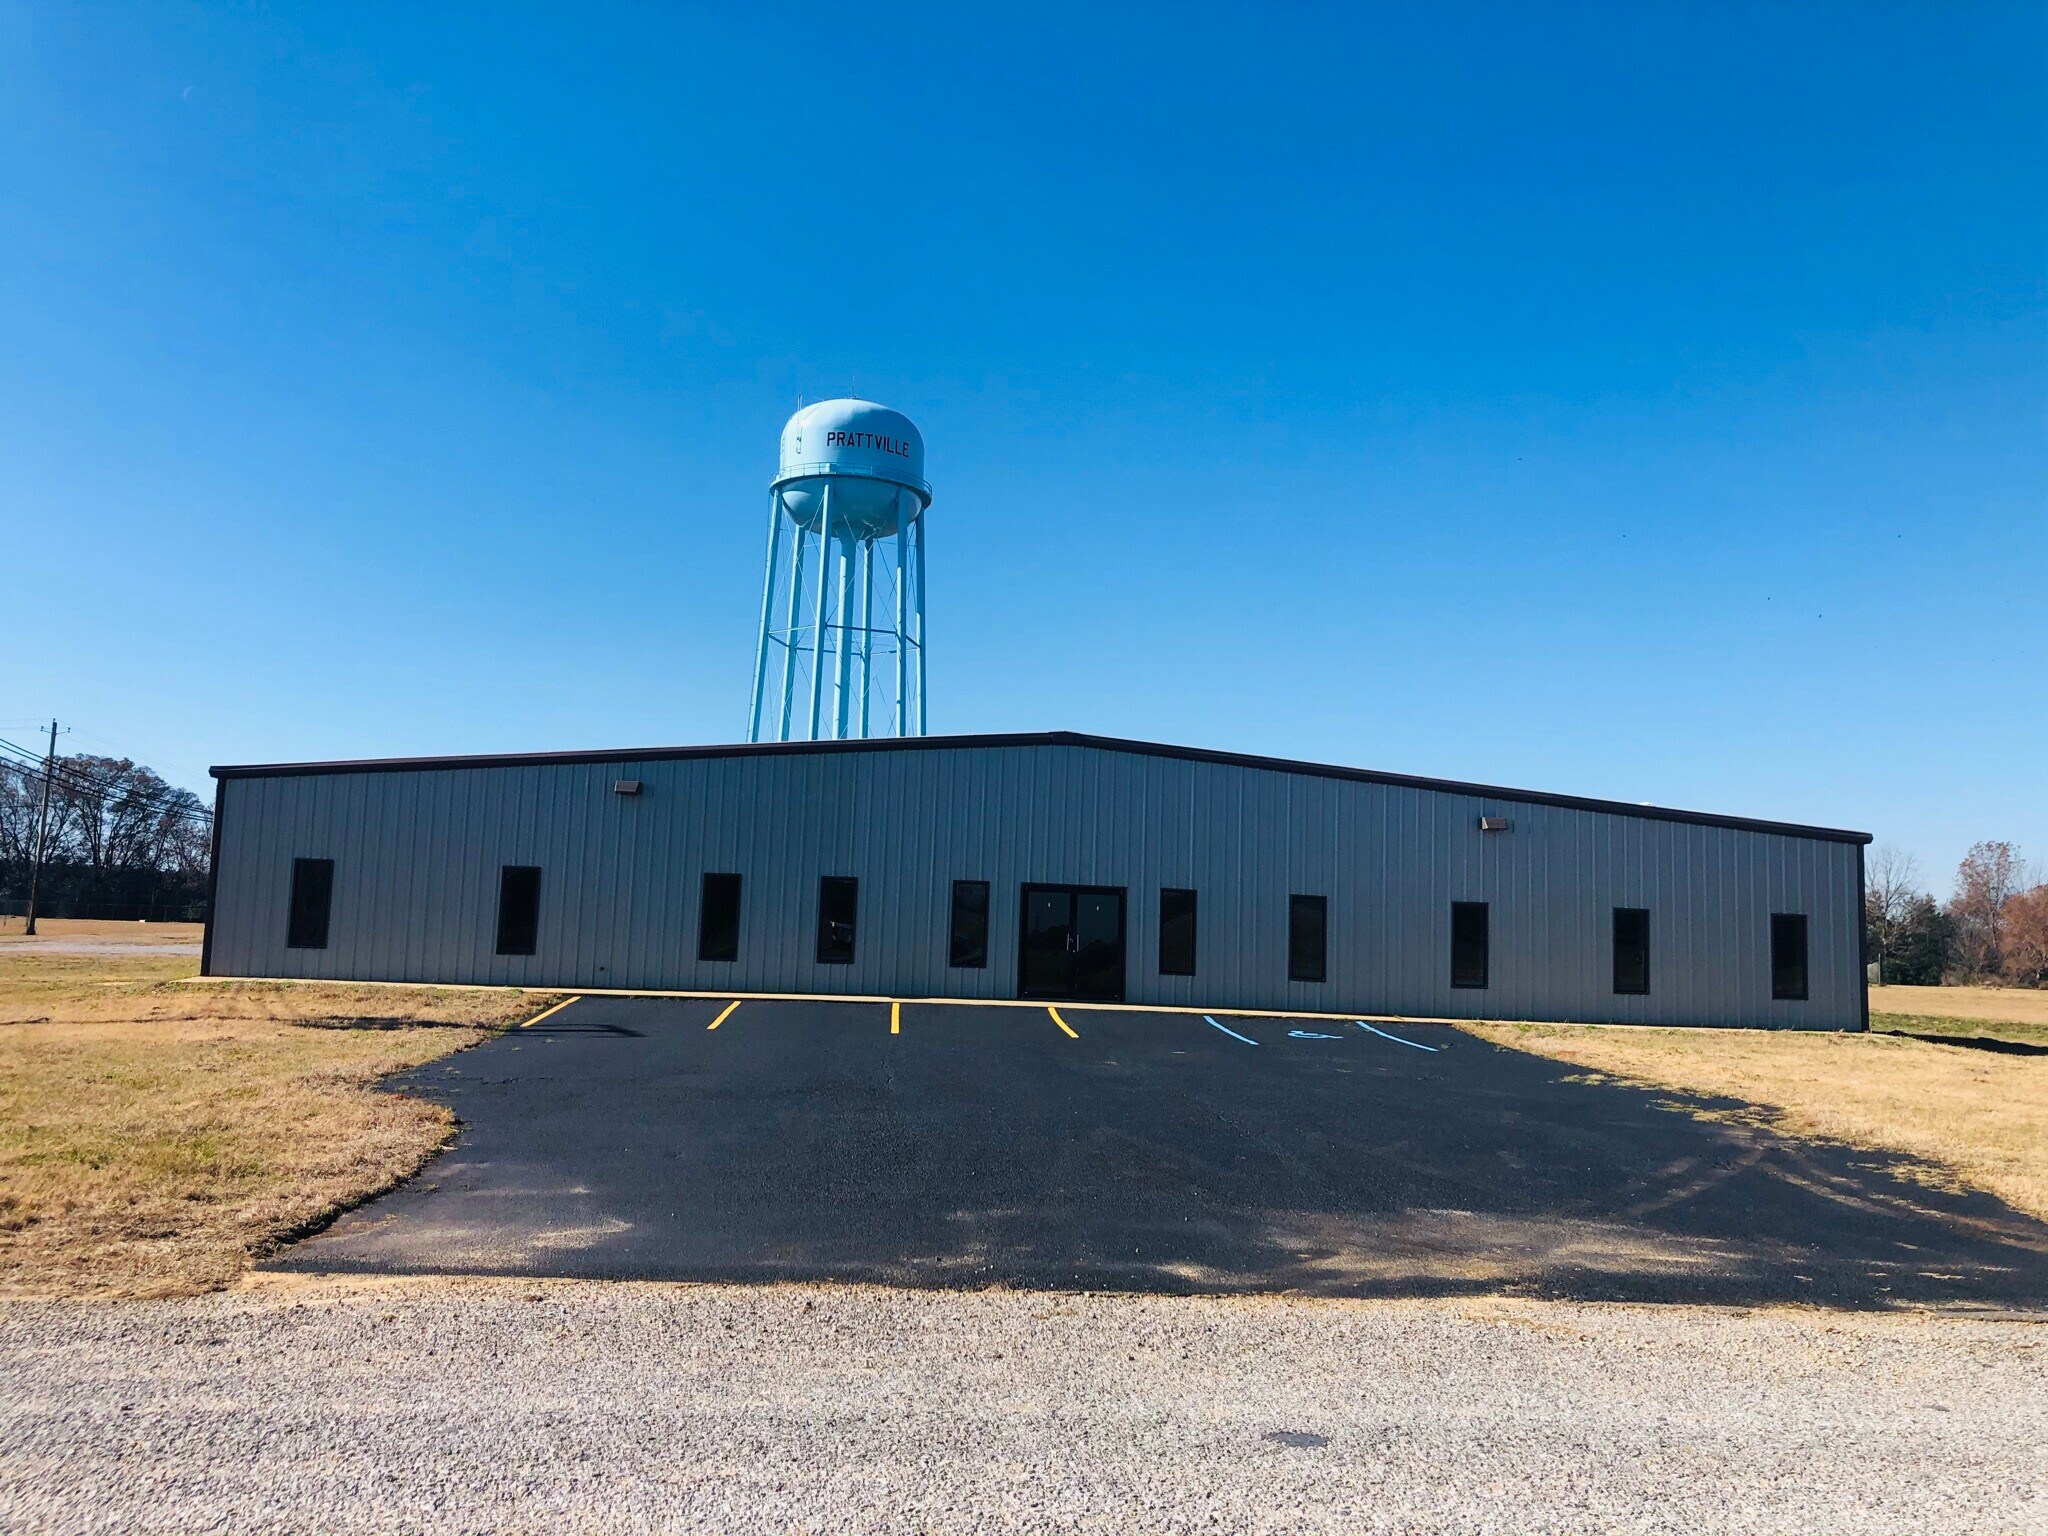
[207,740,1866,1029]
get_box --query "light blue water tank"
[773,399,930,538]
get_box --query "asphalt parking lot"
[275,996,2048,1308]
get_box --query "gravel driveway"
[3,1278,2042,1535]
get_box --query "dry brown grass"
[0,952,552,1298]
[1463,1020,2048,1224]
[1871,984,2048,1027]
[0,917,204,944]
[1870,984,2048,1050]
[0,951,198,988]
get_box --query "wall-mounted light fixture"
[1478,816,1510,832]
[613,779,643,796]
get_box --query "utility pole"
[23,719,57,937]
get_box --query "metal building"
[202,732,1869,1029]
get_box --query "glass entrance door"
[1020,887,1073,999]
[1017,884,1126,1002]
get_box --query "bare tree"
[49,755,193,876]
[2,751,210,918]
[0,764,39,869]
[1948,840,2022,981]
[161,799,212,876]
[1865,844,1923,984]
[2004,883,2048,987]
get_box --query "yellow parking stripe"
[1048,1005,1078,1039]
[519,995,581,1029]
[890,1000,901,1035]
[706,999,742,1031]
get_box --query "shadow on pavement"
[269,996,2048,1311]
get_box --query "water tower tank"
[772,399,930,538]
[748,398,931,743]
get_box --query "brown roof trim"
[198,775,225,978]
[210,729,1873,845]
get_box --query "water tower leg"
[856,539,874,738]
[894,497,909,737]
[747,490,784,743]
[912,511,928,735]
[775,507,808,742]
[806,486,832,741]
[831,533,856,740]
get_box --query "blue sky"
[4,2,2042,889]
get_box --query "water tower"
[747,399,930,742]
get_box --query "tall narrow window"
[1159,888,1197,977]
[949,880,990,968]
[817,876,859,965]
[286,857,334,950]
[1771,913,1809,1001]
[495,865,541,957]
[699,872,741,962]
[1613,907,1650,996]
[1451,901,1489,989]
[1288,894,1326,983]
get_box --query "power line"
[19,765,209,823]
[20,719,56,933]
[5,718,210,938]
[0,730,206,783]
[45,722,217,818]
[0,766,213,839]
[0,721,215,833]
[0,769,212,827]
[0,764,210,826]
[0,744,212,824]
[0,735,205,800]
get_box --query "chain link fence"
[0,897,206,923]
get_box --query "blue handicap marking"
[1287,1028,1343,1040]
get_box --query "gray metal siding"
[209,741,1864,1029]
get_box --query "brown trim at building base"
[1856,840,1871,1033]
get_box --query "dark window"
[1288,894,1326,983]
[817,876,859,965]
[1159,888,1197,976]
[286,857,334,950]
[1613,907,1650,995]
[1771,913,1809,1001]
[1451,901,1489,989]
[699,873,741,962]
[495,865,541,957]
[949,880,990,968]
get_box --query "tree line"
[0,754,211,918]
[7,746,2042,978]
[1866,841,2048,987]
